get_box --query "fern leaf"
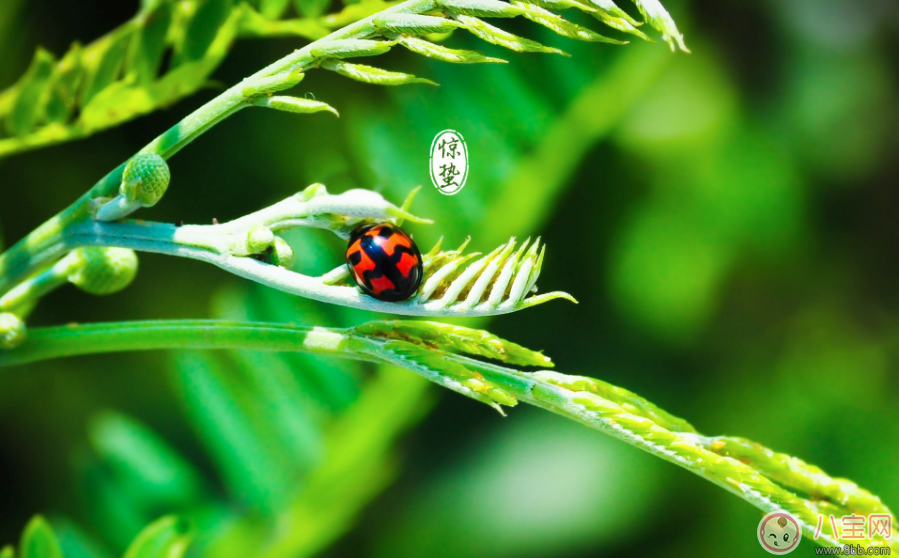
[0,0,685,158]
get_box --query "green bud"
[271,237,295,268]
[247,225,275,253]
[121,153,171,208]
[69,247,139,295]
[0,313,26,349]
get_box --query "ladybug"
[345,223,423,302]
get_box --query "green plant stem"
[0,250,78,315]
[3,319,895,551]
[0,321,355,366]
[0,0,435,296]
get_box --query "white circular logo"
[758,511,802,554]
[429,129,468,195]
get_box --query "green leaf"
[585,0,639,24]
[516,3,625,43]
[371,13,462,34]
[88,412,207,510]
[380,340,518,411]
[79,28,133,106]
[456,15,567,55]
[240,71,306,97]
[44,43,84,125]
[253,95,339,116]
[122,517,193,558]
[397,36,507,64]
[179,0,233,63]
[356,320,554,367]
[171,352,300,511]
[5,48,56,136]
[310,38,395,59]
[0,546,13,558]
[20,516,63,558]
[437,0,525,17]
[129,1,174,84]
[79,80,155,131]
[293,0,332,18]
[237,5,331,39]
[630,0,687,51]
[260,0,292,19]
[321,60,437,86]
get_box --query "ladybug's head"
[349,222,381,243]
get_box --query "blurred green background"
[1,0,898,556]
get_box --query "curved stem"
[0,320,363,367]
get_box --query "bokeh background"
[1,0,898,556]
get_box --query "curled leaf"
[515,3,625,43]
[253,95,339,117]
[6,49,56,136]
[437,0,525,17]
[377,339,518,413]
[455,15,567,55]
[241,71,306,97]
[20,516,63,558]
[533,370,697,433]
[397,37,507,64]
[372,13,463,34]
[356,320,553,367]
[321,60,437,86]
[310,38,395,60]
[123,516,193,558]
[630,0,687,51]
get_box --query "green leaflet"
[0,0,684,159]
[321,60,438,86]
[238,4,332,38]
[178,0,234,64]
[122,517,193,558]
[532,371,698,434]
[515,2,625,44]
[456,14,567,55]
[81,8,240,130]
[19,517,63,558]
[240,71,306,97]
[79,80,156,131]
[0,546,12,558]
[88,412,207,510]
[260,0,293,19]
[379,339,518,411]
[5,49,56,136]
[371,13,462,33]
[586,0,639,24]
[128,1,174,84]
[590,8,649,40]
[397,36,507,64]
[310,38,395,59]
[437,0,524,17]
[355,320,553,367]
[294,0,333,18]
[630,0,687,51]
[254,95,340,117]
[44,44,84,125]
[79,28,133,107]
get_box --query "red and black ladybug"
[346,223,423,302]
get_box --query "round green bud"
[271,237,295,269]
[0,312,26,349]
[246,225,275,254]
[69,247,139,295]
[121,153,170,207]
